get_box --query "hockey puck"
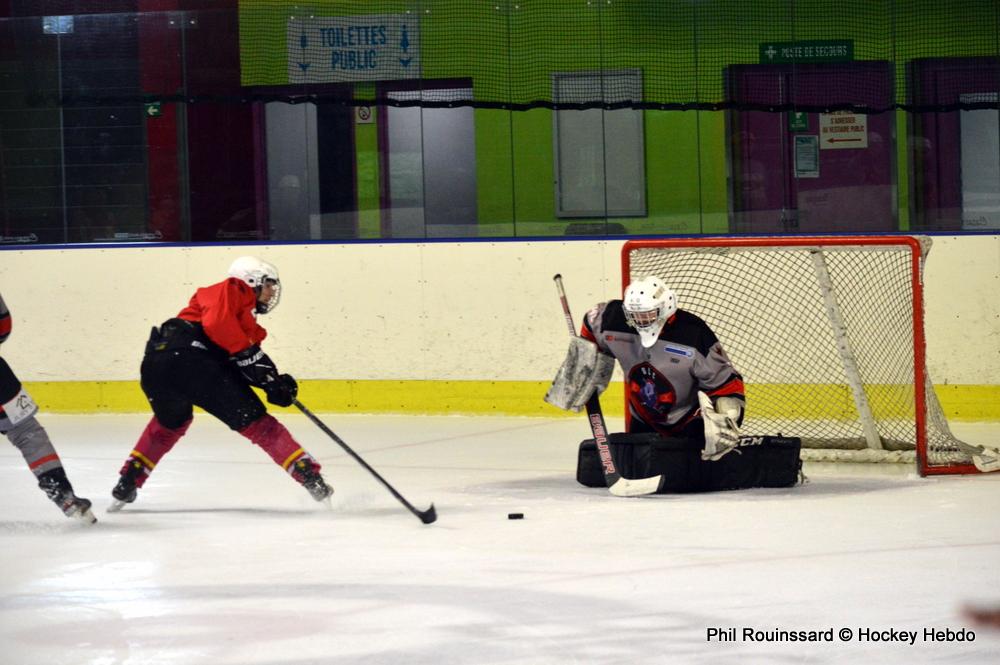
[507,513,524,520]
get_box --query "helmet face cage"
[229,257,281,314]
[624,307,661,329]
[622,277,677,347]
[255,278,281,314]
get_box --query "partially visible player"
[0,293,96,523]
[109,256,333,510]
[547,276,746,459]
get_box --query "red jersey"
[177,278,267,355]
[0,293,10,344]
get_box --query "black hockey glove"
[230,345,280,389]
[264,374,298,407]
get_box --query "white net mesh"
[625,239,973,470]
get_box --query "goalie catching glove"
[230,345,298,407]
[698,391,745,461]
[544,337,616,412]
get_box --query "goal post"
[621,235,991,476]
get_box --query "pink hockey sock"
[239,414,315,472]
[121,417,191,488]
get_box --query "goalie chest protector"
[577,433,802,493]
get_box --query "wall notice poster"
[795,135,819,178]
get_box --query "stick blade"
[973,448,1000,473]
[418,504,437,524]
[608,475,662,497]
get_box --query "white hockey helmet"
[228,256,281,314]
[622,276,677,348]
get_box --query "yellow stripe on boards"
[20,380,1000,421]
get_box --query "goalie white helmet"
[623,276,677,348]
[228,256,281,314]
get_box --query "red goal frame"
[621,235,979,477]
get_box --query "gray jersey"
[582,300,744,434]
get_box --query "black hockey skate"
[108,459,144,512]
[37,468,97,524]
[291,457,334,502]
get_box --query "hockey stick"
[293,400,437,524]
[956,441,1000,474]
[553,274,662,497]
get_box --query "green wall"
[238,0,999,235]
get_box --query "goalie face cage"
[622,235,980,476]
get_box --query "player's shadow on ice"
[0,520,89,534]
[470,474,923,500]
[102,506,331,517]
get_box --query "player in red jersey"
[0,293,96,523]
[109,257,333,510]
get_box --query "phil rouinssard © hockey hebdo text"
[706,626,976,645]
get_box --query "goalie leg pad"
[707,436,802,490]
[545,337,615,412]
[577,434,802,492]
[576,432,663,487]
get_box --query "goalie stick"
[294,400,437,524]
[553,274,662,497]
[956,441,1000,474]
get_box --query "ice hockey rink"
[1,413,998,665]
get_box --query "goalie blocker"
[576,433,802,493]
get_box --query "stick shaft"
[551,274,662,496]
[553,274,576,337]
[294,400,436,524]
[552,274,621,484]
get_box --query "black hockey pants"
[140,324,265,431]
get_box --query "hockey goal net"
[622,235,992,476]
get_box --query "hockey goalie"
[546,276,803,493]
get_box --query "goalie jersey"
[581,300,744,435]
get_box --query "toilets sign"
[288,15,420,83]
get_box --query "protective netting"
[625,238,976,471]
[0,0,997,111]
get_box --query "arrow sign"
[288,15,420,83]
[819,112,868,149]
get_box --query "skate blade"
[107,500,128,513]
[75,508,98,524]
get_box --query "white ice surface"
[1,414,999,665]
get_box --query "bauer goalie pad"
[544,337,616,412]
